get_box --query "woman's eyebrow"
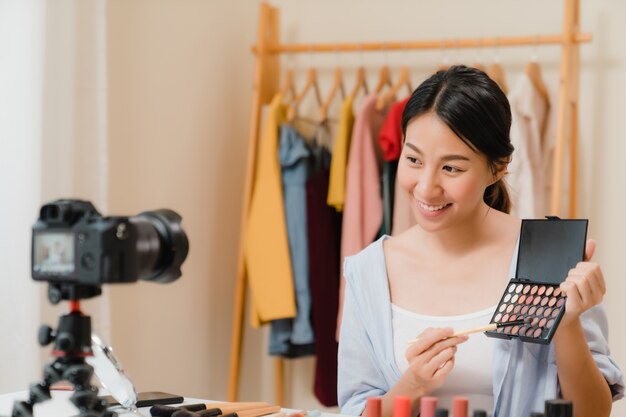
[404,142,470,162]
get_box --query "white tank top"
[391,303,496,414]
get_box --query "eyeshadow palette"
[486,218,588,344]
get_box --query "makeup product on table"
[435,409,449,417]
[420,396,437,417]
[366,397,382,417]
[452,397,468,417]
[544,399,573,417]
[393,396,411,417]
[472,411,487,417]
[485,218,587,344]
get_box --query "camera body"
[32,199,188,291]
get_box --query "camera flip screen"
[33,232,75,275]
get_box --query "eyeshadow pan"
[490,281,572,344]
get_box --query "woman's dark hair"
[401,65,514,213]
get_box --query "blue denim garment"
[338,236,624,417]
[269,124,315,356]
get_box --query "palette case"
[485,217,588,344]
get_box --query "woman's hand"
[402,327,468,396]
[559,239,606,327]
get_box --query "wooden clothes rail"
[229,0,589,406]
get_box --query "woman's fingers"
[406,327,453,358]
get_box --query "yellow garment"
[244,93,296,327]
[327,96,355,211]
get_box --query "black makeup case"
[485,217,588,344]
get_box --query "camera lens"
[129,209,189,283]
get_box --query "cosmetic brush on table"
[151,402,273,417]
[171,406,282,417]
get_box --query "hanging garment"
[392,175,417,235]
[378,97,409,234]
[307,127,341,406]
[337,93,388,339]
[244,93,296,327]
[269,124,315,357]
[327,96,355,211]
[507,73,551,218]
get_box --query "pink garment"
[392,175,416,235]
[507,73,551,218]
[336,94,387,339]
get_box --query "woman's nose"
[415,170,441,200]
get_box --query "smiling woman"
[337,66,623,417]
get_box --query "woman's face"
[397,112,499,233]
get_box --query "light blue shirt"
[338,236,624,417]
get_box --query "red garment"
[378,97,409,161]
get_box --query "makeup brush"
[172,406,282,417]
[151,402,272,417]
[406,318,531,344]
[451,318,531,337]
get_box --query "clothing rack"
[228,0,590,405]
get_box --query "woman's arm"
[554,239,612,417]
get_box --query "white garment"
[392,303,496,414]
[507,73,552,218]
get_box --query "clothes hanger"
[488,61,508,94]
[278,68,297,102]
[525,41,549,103]
[374,65,392,94]
[348,66,369,101]
[287,68,322,122]
[319,67,345,123]
[375,66,412,110]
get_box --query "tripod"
[10,284,116,417]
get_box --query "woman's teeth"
[419,202,449,212]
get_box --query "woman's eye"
[406,156,420,165]
[443,165,463,173]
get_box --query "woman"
[337,65,623,417]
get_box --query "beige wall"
[105,0,626,414]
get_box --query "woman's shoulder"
[344,236,388,276]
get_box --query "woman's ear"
[491,158,510,184]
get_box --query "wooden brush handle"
[218,403,273,413]
[236,405,282,417]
